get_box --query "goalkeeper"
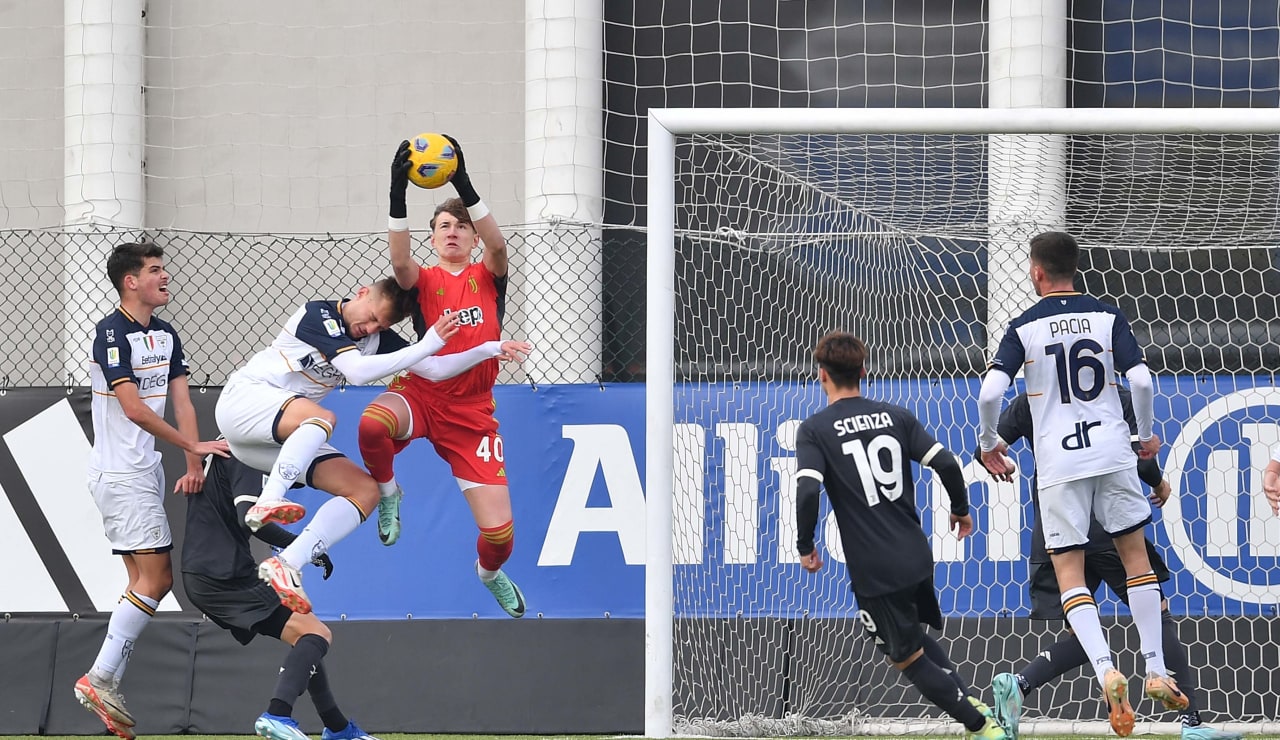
[984,388,1241,740]
[181,453,378,740]
[357,136,532,619]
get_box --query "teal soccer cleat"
[991,673,1023,740]
[477,560,526,618]
[1181,725,1244,740]
[376,487,402,546]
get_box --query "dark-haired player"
[977,231,1186,737]
[215,279,478,613]
[76,241,230,740]
[358,136,531,618]
[795,332,1008,740]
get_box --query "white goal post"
[645,107,1280,738]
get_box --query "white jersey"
[989,291,1148,488]
[88,306,190,475]
[227,300,408,402]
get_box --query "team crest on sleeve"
[105,328,115,342]
[107,347,120,367]
[323,319,341,337]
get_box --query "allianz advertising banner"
[254,377,1280,619]
[0,378,1277,618]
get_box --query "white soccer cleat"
[74,674,135,739]
[258,556,312,614]
[245,500,307,531]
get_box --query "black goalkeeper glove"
[312,553,334,580]
[390,140,411,218]
[442,134,480,207]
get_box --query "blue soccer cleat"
[255,713,309,740]
[322,719,380,740]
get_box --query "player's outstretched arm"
[443,134,507,277]
[387,140,420,290]
[115,380,230,460]
[330,313,461,386]
[408,339,532,382]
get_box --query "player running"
[357,136,530,618]
[795,332,1008,740]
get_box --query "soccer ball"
[406,133,458,189]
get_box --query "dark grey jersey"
[795,396,953,597]
[181,455,267,580]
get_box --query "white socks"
[91,591,159,683]
[1061,586,1115,685]
[1127,573,1169,676]
[278,497,363,570]
[259,418,332,504]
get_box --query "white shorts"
[88,465,171,553]
[1040,467,1151,552]
[215,379,343,475]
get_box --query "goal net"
[645,108,1280,737]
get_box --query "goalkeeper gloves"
[390,140,411,219]
[442,134,481,207]
[311,553,334,580]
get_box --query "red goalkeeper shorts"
[389,377,508,487]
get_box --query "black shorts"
[855,577,943,663]
[1029,539,1171,620]
[183,572,291,645]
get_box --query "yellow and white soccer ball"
[406,133,458,189]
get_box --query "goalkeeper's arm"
[387,140,418,290]
[442,135,507,278]
[410,340,531,382]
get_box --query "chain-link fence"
[2,224,647,388]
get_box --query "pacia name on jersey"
[1048,316,1092,337]
[832,411,894,436]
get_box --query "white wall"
[1,0,526,234]
[0,1,64,229]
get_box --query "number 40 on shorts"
[475,435,504,462]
